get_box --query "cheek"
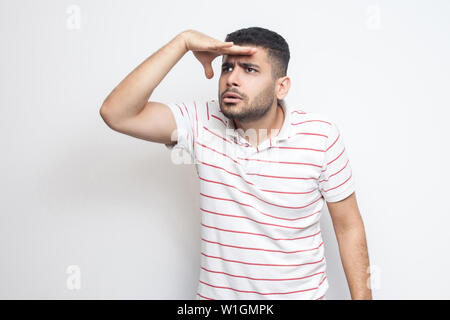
[218,81,224,94]
[219,77,227,88]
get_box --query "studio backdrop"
[0,0,449,299]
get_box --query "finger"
[204,63,214,79]
[230,45,256,52]
[210,42,234,51]
[222,46,257,55]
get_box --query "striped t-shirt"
[164,99,356,300]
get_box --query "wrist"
[175,31,189,53]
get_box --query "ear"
[275,76,291,100]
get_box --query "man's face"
[218,46,276,123]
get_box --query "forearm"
[334,222,372,300]
[100,32,188,123]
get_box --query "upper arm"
[101,101,178,145]
[326,191,362,232]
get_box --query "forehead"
[222,47,269,68]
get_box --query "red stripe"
[201,251,325,267]
[291,110,306,115]
[200,206,307,229]
[238,157,322,168]
[201,237,324,254]
[326,132,340,152]
[321,170,353,193]
[199,176,320,209]
[319,159,349,183]
[197,160,254,185]
[200,193,321,222]
[296,132,328,138]
[212,114,227,126]
[327,147,345,166]
[246,172,317,180]
[199,279,325,296]
[269,146,325,152]
[200,266,325,282]
[197,292,214,300]
[182,103,190,119]
[206,101,210,120]
[258,188,316,195]
[203,126,233,144]
[292,119,332,126]
[201,222,321,241]
[196,141,240,164]
[175,104,184,117]
[237,141,250,147]
[197,160,316,195]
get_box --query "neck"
[233,101,285,147]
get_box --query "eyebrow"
[222,61,260,69]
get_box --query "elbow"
[99,103,109,120]
[99,103,109,122]
[99,102,117,128]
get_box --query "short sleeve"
[164,101,196,159]
[318,121,356,202]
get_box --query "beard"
[219,82,275,123]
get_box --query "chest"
[195,130,324,195]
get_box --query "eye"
[221,66,257,73]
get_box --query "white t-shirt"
[164,99,356,300]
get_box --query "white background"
[0,0,449,299]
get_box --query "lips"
[223,92,242,103]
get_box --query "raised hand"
[180,29,257,79]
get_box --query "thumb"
[203,63,214,79]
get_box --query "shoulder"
[287,109,346,153]
[289,107,335,134]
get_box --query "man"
[100,27,372,300]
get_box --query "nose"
[226,66,241,87]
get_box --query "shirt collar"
[224,99,292,142]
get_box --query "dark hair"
[224,27,290,81]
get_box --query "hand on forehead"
[222,47,267,67]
